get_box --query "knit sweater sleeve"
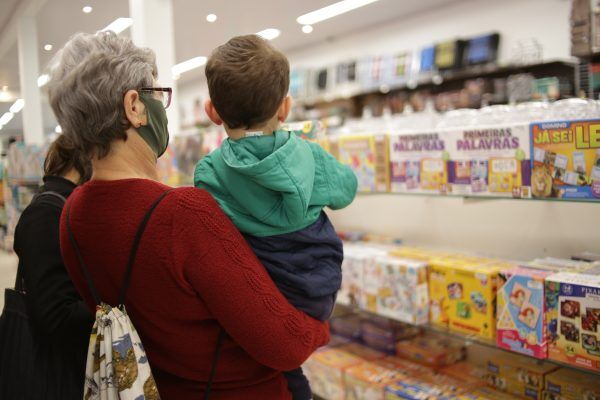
[171,188,330,371]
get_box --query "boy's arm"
[310,142,358,210]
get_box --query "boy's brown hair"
[205,34,290,129]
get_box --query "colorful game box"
[344,359,413,400]
[338,244,387,308]
[447,124,532,197]
[497,266,554,359]
[362,255,429,325]
[388,131,449,194]
[441,362,488,387]
[531,119,600,200]
[430,256,506,339]
[384,374,469,400]
[330,134,390,192]
[303,347,364,400]
[339,342,386,362]
[460,386,523,400]
[544,368,600,400]
[485,351,558,389]
[360,316,421,354]
[545,271,600,372]
[485,375,544,400]
[395,333,466,369]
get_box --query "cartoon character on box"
[546,271,600,373]
[531,120,600,200]
[338,135,389,193]
[497,267,552,359]
[429,265,450,327]
[421,158,448,192]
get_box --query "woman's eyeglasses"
[139,87,173,109]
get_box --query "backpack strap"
[204,328,225,400]
[14,191,67,293]
[66,189,174,307]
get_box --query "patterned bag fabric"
[67,191,171,400]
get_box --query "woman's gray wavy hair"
[47,31,157,159]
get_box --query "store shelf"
[299,59,578,106]
[334,303,600,377]
[354,191,600,204]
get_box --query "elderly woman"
[48,32,329,399]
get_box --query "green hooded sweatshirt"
[194,130,358,237]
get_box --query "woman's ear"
[205,99,223,125]
[123,90,147,128]
[277,96,292,122]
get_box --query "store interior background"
[0,0,597,294]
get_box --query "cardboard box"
[458,386,521,400]
[546,271,600,373]
[395,334,466,369]
[485,351,558,388]
[344,359,413,400]
[340,342,386,361]
[544,368,600,400]
[486,375,544,400]
[363,255,429,325]
[303,347,364,400]
[447,124,531,198]
[332,134,390,193]
[384,374,470,399]
[388,131,449,194]
[338,244,387,308]
[497,266,554,359]
[531,119,600,201]
[441,362,488,386]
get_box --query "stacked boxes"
[362,255,429,325]
[303,347,364,400]
[395,333,466,368]
[338,244,386,308]
[545,270,600,372]
[497,266,554,359]
[344,359,412,400]
[544,368,600,399]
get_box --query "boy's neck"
[225,118,281,140]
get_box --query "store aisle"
[0,251,18,310]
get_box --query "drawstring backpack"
[66,190,224,400]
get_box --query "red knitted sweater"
[59,179,329,399]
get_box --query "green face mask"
[137,93,169,157]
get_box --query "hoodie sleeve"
[309,142,358,210]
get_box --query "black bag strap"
[66,189,173,307]
[14,191,67,292]
[204,329,225,400]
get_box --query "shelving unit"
[355,191,600,204]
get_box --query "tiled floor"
[0,251,18,310]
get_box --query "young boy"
[194,35,357,400]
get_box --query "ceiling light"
[82,6,93,13]
[37,74,50,87]
[256,28,281,41]
[297,0,381,25]
[172,56,207,77]
[55,125,63,133]
[0,112,14,126]
[302,25,313,34]
[102,18,133,34]
[206,14,217,22]
[9,99,24,113]
[43,44,53,51]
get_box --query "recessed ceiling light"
[37,74,50,87]
[9,99,24,114]
[256,28,281,41]
[302,25,313,34]
[206,14,217,23]
[172,56,208,78]
[297,0,381,25]
[43,44,53,51]
[0,112,14,126]
[83,6,93,13]
[102,18,133,34]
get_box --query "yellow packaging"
[441,362,488,386]
[340,342,386,361]
[485,351,558,388]
[303,347,363,400]
[544,368,600,400]
[487,374,544,400]
[344,359,413,400]
[333,134,390,192]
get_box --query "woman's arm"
[14,200,93,346]
[171,188,330,371]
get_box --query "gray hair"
[47,31,157,158]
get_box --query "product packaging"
[447,124,531,197]
[330,313,363,340]
[485,375,544,400]
[344,359,412,400]
[459,386,522,400]
[303,347,364,400]
[531,119,600,201]
[497,266,554,358]
[395,334,466,369]
[329,134,390,192]
[544,368,600,400]
[485,351,558,389]
[362,255,429,325]
[360,316,421,353]
[440,362,488,387]
[338,244,387,308]
[384,374,469,399]
[545,270,600,372]
[339,342,386,362]
[388,131,449,194]
[383,356,434,377]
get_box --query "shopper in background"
[47,31,329,400]
[13,134,93,399]
[195,34,358,400]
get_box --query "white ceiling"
[0,0,464,134]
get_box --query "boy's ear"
[277,95,292,123]
[205,99,223,125]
